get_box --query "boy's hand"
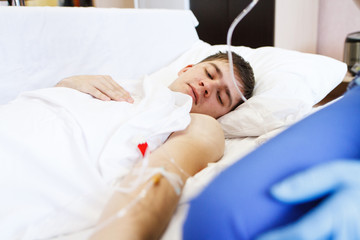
[56,75,134,103]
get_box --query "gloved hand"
[257,160,360,240]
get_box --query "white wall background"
[274,0,319,54]
[275,0,360,60]
[317,0,360,61]
[94,0,360,61]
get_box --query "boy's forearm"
[90,114,225,240]
[90,161,184,240]
[90,145,193,240]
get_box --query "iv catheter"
[227,0,259,103]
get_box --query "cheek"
[190,99,230,118]
[213,108,228,119]
[210,103,231,118]
[169,79,185,93]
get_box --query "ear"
[178,64,193,76]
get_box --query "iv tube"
[227,0,259,103]
[226,0,270,136]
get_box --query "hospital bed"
[0,6,347,240]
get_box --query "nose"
[199,80,217,98]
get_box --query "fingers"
[256,200,333,240]
[86,87,112,101]
[96,75,134,103]
[56,75,134,103]
[257,188,360,240]
[270,160,360,203]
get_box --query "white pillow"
[149,40,347,138]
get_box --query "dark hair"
[199,51,255,109]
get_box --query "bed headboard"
[0,7,199,104]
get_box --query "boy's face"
[169,60,243,119]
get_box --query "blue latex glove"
[257,160,360,240]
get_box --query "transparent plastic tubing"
[226,0,259,102]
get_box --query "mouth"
[188,84,198,105]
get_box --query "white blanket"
[0,77,192,239]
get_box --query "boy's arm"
[90,113,225,240]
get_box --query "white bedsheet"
[0,77,192,239]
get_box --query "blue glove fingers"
[257,188,360,240]
[271,160,360,203]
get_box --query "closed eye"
[217,91,224,105]
[205,69,213,79]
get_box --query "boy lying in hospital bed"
[0,52,254,239]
